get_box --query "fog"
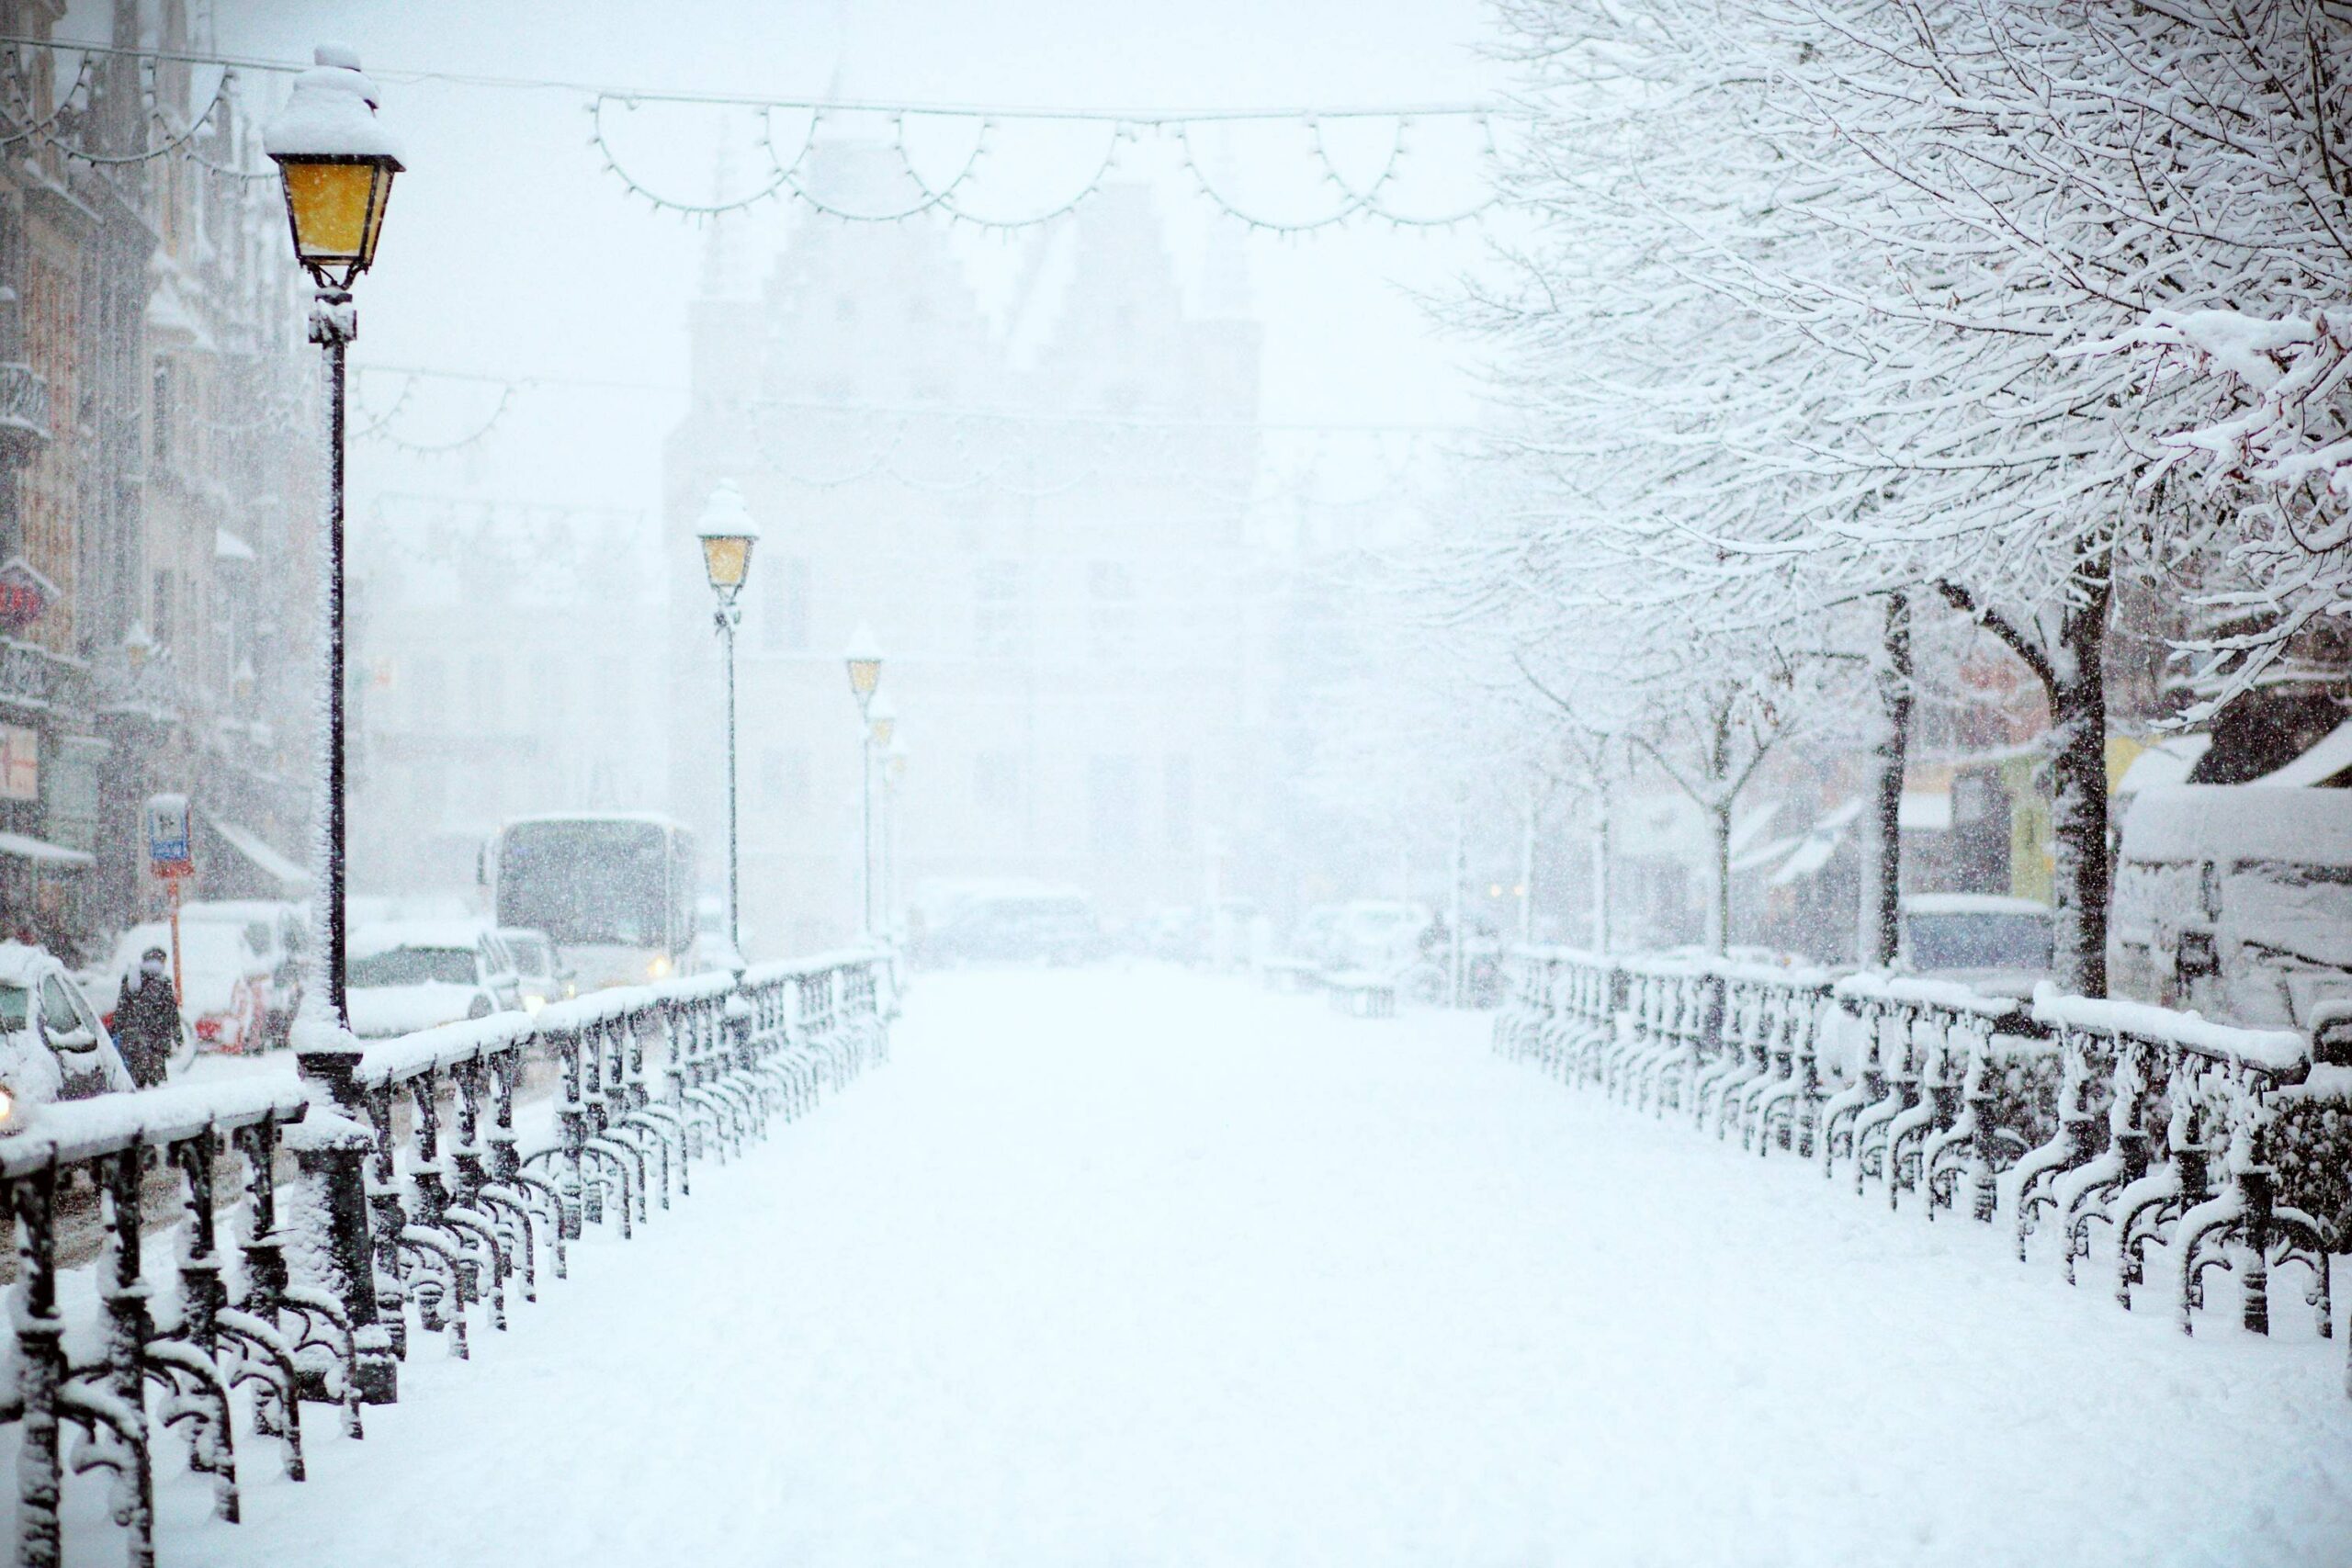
[202,0,1510,955]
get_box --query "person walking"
[114,946,179,1089]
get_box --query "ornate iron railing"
[1492,946,2352,1392]
[0,951,895,1566]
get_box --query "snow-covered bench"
[1326,970,1397,1019]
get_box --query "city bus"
[483,813,697,991]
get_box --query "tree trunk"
[1860,592,1913,967]
[1707,800,1732,955]
[2049,575,2112,997]
[1518,803,1537,942]
[1592,792,1611,954]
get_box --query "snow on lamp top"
[265,45,404,289]
[695,480,761,595]
[843,621,884,705]
[264,45,404,161]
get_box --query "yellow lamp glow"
[843,621,883,707]
[695,481,760,601]
[867,693,898,750]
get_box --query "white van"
[2110,784,2352,1029]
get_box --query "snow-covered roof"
[350,920,489,958]
[0,832,94,870]
[502,811,686,830]
[1900,894,2052,917]
[2256,720,2352,787]
[206,814,312,894]
[0,942,60,987]
[263,47,404,163]
[214,528,256,563]
[2120,784,2352,867]
[2115,735,2212,795]
[1897,791,1951,832]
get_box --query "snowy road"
[159,968,2352,1567]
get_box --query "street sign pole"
[167,875,184,1007]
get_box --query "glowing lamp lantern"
[264,45,404,289]
[695,481,761,604]
[843,622,883,713]
[866,693,899,750]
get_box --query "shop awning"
[203,814,313,895]
[0,830,93,870]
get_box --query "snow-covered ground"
[129,967,2352,1566]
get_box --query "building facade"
[667,159,1263,955]
[0,0,322,957]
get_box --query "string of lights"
[0,32,1505,231]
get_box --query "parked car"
[2111,783,2352,1030]
[179,899,307,1046]
[106,916,273,1054]
[1897,893,2055,997]
[0,942,136,1127]
[920,888,1106,966]
[495,926,574,1013]
[345,922,524,1039]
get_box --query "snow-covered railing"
[0,950,897,1566]
[1492,947,2352,1393]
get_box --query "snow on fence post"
[1491,944,2352,1394]
[2,954,895,1566]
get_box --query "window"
[470,655,503,727]
[151,571,173,648]
[411,655,447,720]
[153,361,172,467]
[537,656,566,725]
[1088,756,1137,852]
[763,557,810,653]
[761,747,809,810]
[1164,754,1194,851]
[1088,560,1136,660]
[39,976,79,1037]
[974,750,1022,817]
[976,560,1027,658]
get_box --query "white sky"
[201,0,1508,523]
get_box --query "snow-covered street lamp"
[264,41,404,1408]
[265,44,402,1031]
[843,622,883,714]
[697,481,761,965]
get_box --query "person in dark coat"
[113,946,179,1089]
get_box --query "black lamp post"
[696,482,760,964]
[265,42,402,1027]
[264,42,403,1406]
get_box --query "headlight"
[648,955,673,979]
[0,1084,17,1126]
[522,994,545,1016]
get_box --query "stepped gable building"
[667,152,1263,953]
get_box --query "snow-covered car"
[345,922,524,1039]
[177,899,307,1046]
[921,889,1106,966]
[2111,784,2352,1030]
[495,926,574,1014]
[1896,893,2054,998]
[107,915,274,1054]
[0,943,135,1128]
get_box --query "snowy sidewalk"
[157,968,2352,1567]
